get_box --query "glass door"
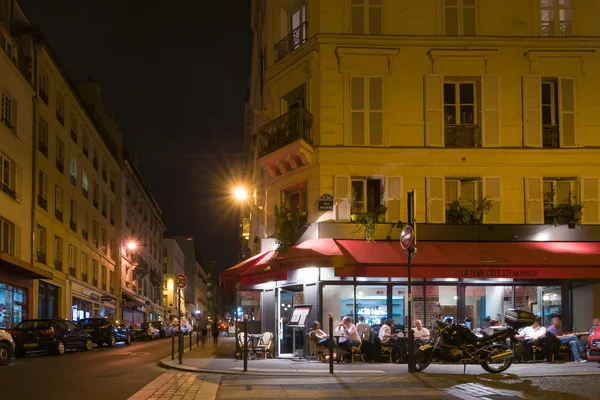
[277,285,304,357]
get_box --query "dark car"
[78,317,132,347]
[130,322,160,341]
[10,319,93,357]
[149,321,170,338]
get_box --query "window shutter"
[483,177,502,223]
[15,163,22,202]
[350,1,365,34]
[425,75,444,147]
[368,0,382,35]
[15,225,21,259]
[481,75,500,147]
[369,77,383,145]
[523,76,542,147]
[350,77,365,145]
[559,77,576,147]
[385,176,403,223]
[426,177,445,223]
[581,177,599,224]
[525,177,543,224]
[334,175,351,220]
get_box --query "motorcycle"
[414,309,535,373]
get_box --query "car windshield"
[79,319,109,327]
[15,320,52,330]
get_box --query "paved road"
[1,338,177,399]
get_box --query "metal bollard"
[171,334,175,360]
[243,314,248,372]
[196,330,199,347]
[329,312,334,374]
[178,331,183,365]
[189,331,192,351]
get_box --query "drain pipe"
[30,42,40,266]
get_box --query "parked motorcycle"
[414,309,535,373]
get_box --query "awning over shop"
[221,250,276,291]
[0,252,53,280]
[335,240,600,279]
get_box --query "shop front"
[71,282,116,321]
[122,291,146,327]
[223,239,600,358]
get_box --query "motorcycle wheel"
[415,348,433,372]
[481,344,513,373]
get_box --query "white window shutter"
[482,75,500,147]
[426,177,445,223]
[425,75,444,147]
[525,177,543,224]
[15,225,21,258]
[350,77,365,145]
[334,175,351,220]
[523,76,542,147]
[385,176,403,223]
[15,163,22,202]
[581,177,599,224]
[483,177,502,223]
[559,77,576,147]
[369,77,383,145]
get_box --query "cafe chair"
[255,332,274,359]
[237,332,252,359]
[351,341,365,363]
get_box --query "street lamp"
[233,186,249,202]
[127,241,137,251]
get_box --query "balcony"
[70,175,77,187]
[102,170,107,182]
[54,259,62,271]
[56,112,64,125]
[444,124,481,148]
[543,125,559,148]
[275,22,308,61]
[83,147,89,157]
[81,273,88,282]
[257,108,314,178]
[110,217,114,226]
[71,130,78,143]
[93,158,98,170]
[83,187,88,198]
[69,267,76,277]
[70,220,77,232]
[150,269,161,285]
[37,251,46,264]
[93,199,98,209]
[55,209,63,222]
[37,195,47,210]
[1,182,15,199]
[102,210,107,218]
[38,142,48,157]
[110,181,115,193]
[56,159,64,173]
[39,90,48,105]
[82,229,88,240]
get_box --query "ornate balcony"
[257,107,314,179]
[36,251,46,264]
[69,267,76,277]
[444,124,481,148]
[56,159,64,173]
[55,209,63,222]
[38,142,48,157]
[37,195,47,210]
[275,22,307,61]
[54,259,62,271]
[543,125,559,148]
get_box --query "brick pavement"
[128,370,221,400]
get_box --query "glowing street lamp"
[126,241,138,251]
[233,186,249,202]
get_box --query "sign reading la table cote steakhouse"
[318,194,334,211]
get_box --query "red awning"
[221,251,276,292]
[274,238,346,269]
[335,241,600,279]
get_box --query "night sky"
[19,0,253,271]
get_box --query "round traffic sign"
[400,226,414,250]
[175,274,187,289]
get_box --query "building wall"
[163,238,185,320]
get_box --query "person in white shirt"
[412,319,430,340]
[337,316,361,355]
[378,318,404,362]
[356,316,370,341]
[515,316,546,362]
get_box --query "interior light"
[453,296,458,300]
[358,291,363,296]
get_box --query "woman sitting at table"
[379,318,404,363]
[309,321,330,347]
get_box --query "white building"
[163,238,185,321]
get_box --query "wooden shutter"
[581,177,599,224]
[482,75,500,147]
[15,225,21,259]
[523,76,542,147]
[525,177,543,224]
[350,1,365,34]
[15,163,22,202]
[426,177,445,223]
[334,175,351,220]
[369,77,383,145]
[559,77,576,147]
[350,77,365,145]
[385,176,403,223]
[483,177,502,223]
[425,75,444,147]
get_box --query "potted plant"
[446,200,464,224]
[350,196,360,222]
[352,212,377,241]
[375,203,388,223]
[552,199,584,229]
[472,197,493,223]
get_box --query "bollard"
[329,312,334,374]
[189,330,192,350]
[171,333,175,360]
[243,314,249,372]
[178,331,183,365]
[196,330,199,347]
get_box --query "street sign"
[400,225,414,250]
[175,274,187,289]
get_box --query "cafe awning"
[0,252,53,280]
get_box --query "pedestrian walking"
[197,315,209,348]
[211,320,219,347]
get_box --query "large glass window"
[0,282,28,328]
[356,285,387,327]
[465,286,513,330]
[322,285,355,325]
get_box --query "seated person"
[378,318,404,362]
[412,319,430,346]
[336,316,361,359]
[547,317,586,363]
[309,321,329,347]
[356,316,370,341]
[515,317,546,363]
[490,319,500,327]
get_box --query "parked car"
[172,322,192,335]
[10,319,93,357]
[78,317,132,347]
[0,329,15,365]
[587,326,600,363]
[130,322,160,341]
[149,321,171,339]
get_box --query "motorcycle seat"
[483,326,509,338]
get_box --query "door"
[277,285,304,357]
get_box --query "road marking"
[119,351,151,357]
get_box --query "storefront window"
[0,282,27,328]
[465,286,513,330]
[391,286,406,331]
[541,286,561,326]
[436,285,457,325]
[356,285,386,327]
[322,285,354,325]
[38,282,58,319]
[72,297,92,321]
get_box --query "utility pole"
[406,190,416,373]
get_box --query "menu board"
[289,304,312,327]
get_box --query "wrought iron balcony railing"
[38,142,48,157]
[37,195,47,210]
[55,209,63,222]
[70,220,77,232]
[69,267,76,277]
[444,124,481,148]
[70,175,77,187]
[71,130,78,143]
[1,182,15,199]
[543,125,559,148]
[55,159,64,173]
[275,22,308,61]
[54,259,62,271]
[82,229,88,240]
[258,107,313,157]
[56,112,64,125]
[37,251,46,264]
[81,273,88,282]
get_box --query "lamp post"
[232,186,250,263]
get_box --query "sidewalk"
[160,336,600,377]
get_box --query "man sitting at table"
[546,317,586,363]
[379,318,404,362]
[515,316,546,363]
[336,316,361,360]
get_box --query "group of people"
[195,316,222,348]
[309,316,430,362]
[516,316,588,363]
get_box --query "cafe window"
[356,285,387,327]
[0,282,28,328]
[351,177,383,214]
[281,182,306,212]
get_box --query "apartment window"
[350,77,383,146]
[350,0,382,35]
[544,177,577,208]
[102,193,107,218]
[55,139,64,173]
[1,89,16,131]
[101,265,107,289]
[93,182,99,208]
[69,157,77,187]
[101,229,107,254]
[0,217,15,255]
[0,153,19,200]
[53,235,62,270]
[101,161,107,182]
[54,185,63,221]
[92,259,98,285]
[82,169,89,197]
[82,209,88,237]
[39,73,49,104]
[38,119,48,157]
[56,96,65,125]
[81,252,88,280]
[541,0,572,36]
[70,116,78,143]
[109,202,115,225]
[443,79,480,148]
[70,198,77,232]
[69,245,76,276]
[444,0,476,35]
[36,225,47,263]
[109,270,114,293]
[37,170,47,209]
[445,178,480,222]
[93,147,98,170]
[92,220,99,248]
[82,133,89,157]
[351,177,383,214]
